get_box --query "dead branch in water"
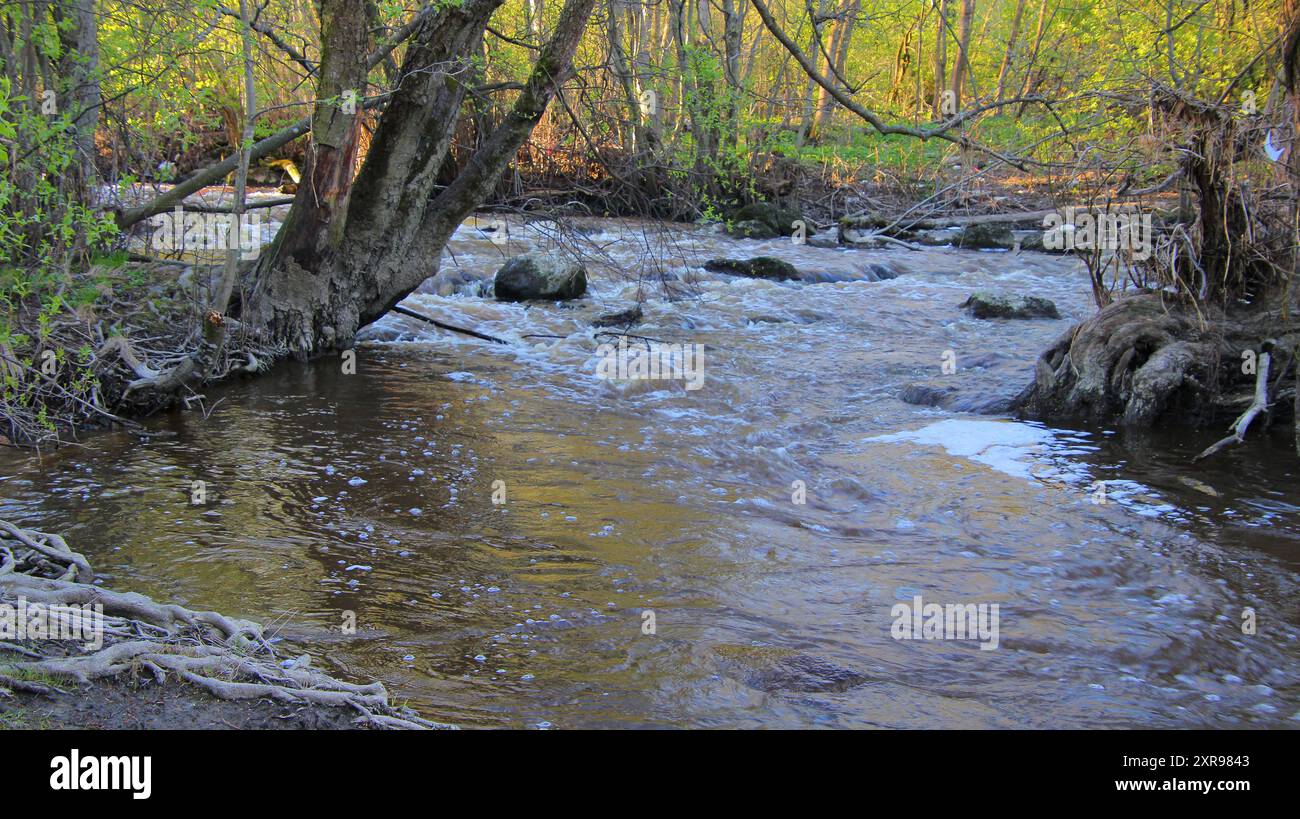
[1195,341,1275,462]
[390,305,509,344]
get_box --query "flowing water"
[3,215,1300,728]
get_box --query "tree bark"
[814,0,860,136]
[607,0,642,152]
[720,0,745,151]
[56,0,99,189]
[277,0,368,267]
[243,0,598,356]
[932,0,948,117]
[798,0,830,145]
[213,0,258,338]
[949,0,975,112]
[994,0,1026,102]
[1282,0,1300,454]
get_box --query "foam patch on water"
[864,419,1060,479]
[863,419,1197,523]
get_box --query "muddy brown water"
[3,216,1299,728]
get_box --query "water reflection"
[1,217,1298,727]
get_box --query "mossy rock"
[724,219,780,240]
[959,291,1060,319]
[955,223,1015,249]
[730,202,805,237]
[704,256,801,281]
[493,252,587,301]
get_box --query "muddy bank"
[1,673,363,730]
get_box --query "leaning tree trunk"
[813,0,860,136]
[608,0,642,153]
[994,0,1026,102]
[797,0,829,145]
[245,0,598,356]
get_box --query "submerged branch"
[1195,343,1275,462]
[390,305,509,344]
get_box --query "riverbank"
[2,673,364,729]
[0,254,204,449]
[0,519,451,730]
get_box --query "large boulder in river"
[900,382,1014,414]
[726,219,780,240]
[592,304,643,328]
[960,291,1060,319]
[711,644,876,694]
[900,383,958,408]
[955,222,1015,249]
[704,256,801,281]
[725,202,805,239]
[493,252,587,301]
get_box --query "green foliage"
[0,76,117,319]
[0,48,116,442]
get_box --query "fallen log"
[182,195,297,213]
[842,208,1060,231]
[842,206,1184,252]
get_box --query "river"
[2,215,1298,727]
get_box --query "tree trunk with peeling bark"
[270,0,369,271]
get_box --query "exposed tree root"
[0,519,453,729]
[0,520,93,583]
[1015,293,1299,442]
[0,671,67,697]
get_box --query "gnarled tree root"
[0,520,453,729]
[1015,294,1298,446]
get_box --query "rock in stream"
[494,252,588,301]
